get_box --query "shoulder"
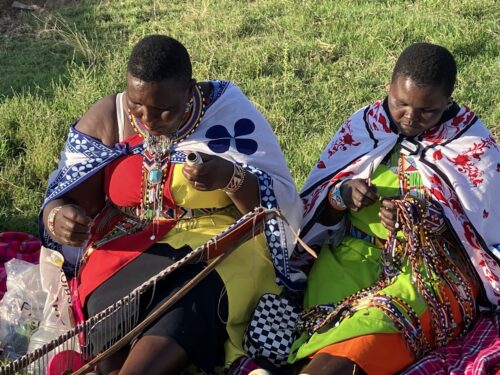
[423,106,493,145]
[198,80,233,105]
[75,94,119,147]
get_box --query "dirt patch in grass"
[0,0,79,36]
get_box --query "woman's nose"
[139,106,154,123]
[404,108,419,121]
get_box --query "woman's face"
[388,76,450,137]
[126,73,193,136]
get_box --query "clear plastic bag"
[0,259,46,360]
[27,247,75,354]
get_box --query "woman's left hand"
[182,152,234,191]
[379,198,399,232]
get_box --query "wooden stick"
[71,210,269,374]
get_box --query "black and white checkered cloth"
[243,293,300,367]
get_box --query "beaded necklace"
[128,85,206,233]
[386,197,475,347]
[297,146,476,359]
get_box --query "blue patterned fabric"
[205,118,259,155]
[42,124,143,208]
[244,164,305,290]
[41,81,302,288]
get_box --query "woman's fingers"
[379,199,399,232]
[57,227,90,246]
[348,181,379,209]
[61,204,91,226]
[182,153,233,190]
[54,205,91,246]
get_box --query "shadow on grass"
[453,39,488,61]
[0,0,101,99]
[0,213,39,235]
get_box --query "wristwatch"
[328,181,348,211]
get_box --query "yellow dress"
[163,164,281,365]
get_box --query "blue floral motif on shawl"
[40,124,143,272]
[206,119,259,155]
[42,124,143,208]
[40,82,301,289]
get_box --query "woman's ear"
[446,97,453,110]
[385,81,391,91]
[187,78,197,92]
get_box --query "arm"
[42,171,105,247]
[42,95,118,246]
[319,178,379,226]
[225,171,260,214]
[181,154,260,214]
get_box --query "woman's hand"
[182,152,234,191]
[340,178,379,211]
[379,198,399,232]
[48,204,92,247]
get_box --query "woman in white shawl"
[289,43,499,374]
[40,35,302,374]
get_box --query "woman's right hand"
[48,204,92,247]
[340,178,379,211]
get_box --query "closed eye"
[421,108,439,113]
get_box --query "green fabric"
[289,162,428,363]
[348,163,398,240]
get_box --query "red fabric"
[78,133,179,306]
[104,154,145,207]
[0,232,41,300]
[0,231,41,263]
[77,219,176,306]
[402,314,500,375]
[104,133,176,210]
[228,356,262,375]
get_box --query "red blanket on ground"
[402,313,500,375]
[0,232,41,300]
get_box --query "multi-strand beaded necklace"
[297,146,476,359]
[128,84,206,230]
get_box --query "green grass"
[0,0,499,233]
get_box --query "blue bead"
[149,169,162,183]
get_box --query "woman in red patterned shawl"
[289,43,499,374]
[40,35,302,374]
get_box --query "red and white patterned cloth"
[299,100,500,308]
[0,232,41,300]
[402,314,500,375]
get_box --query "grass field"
[0,0,499,234]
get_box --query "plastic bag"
[0,259,46,360]
[27,246,76,353]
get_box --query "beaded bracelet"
[222,163,246,193]
[47,206,63,236]
[327,181,347,211]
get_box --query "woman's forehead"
[390,76,448,104]
[126,75,186,104]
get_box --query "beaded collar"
[125,84,206,227]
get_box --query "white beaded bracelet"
[47,206,63,236]
[222,163,246,193]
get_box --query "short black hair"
[391,42,457,96]
[127,35,192,83]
